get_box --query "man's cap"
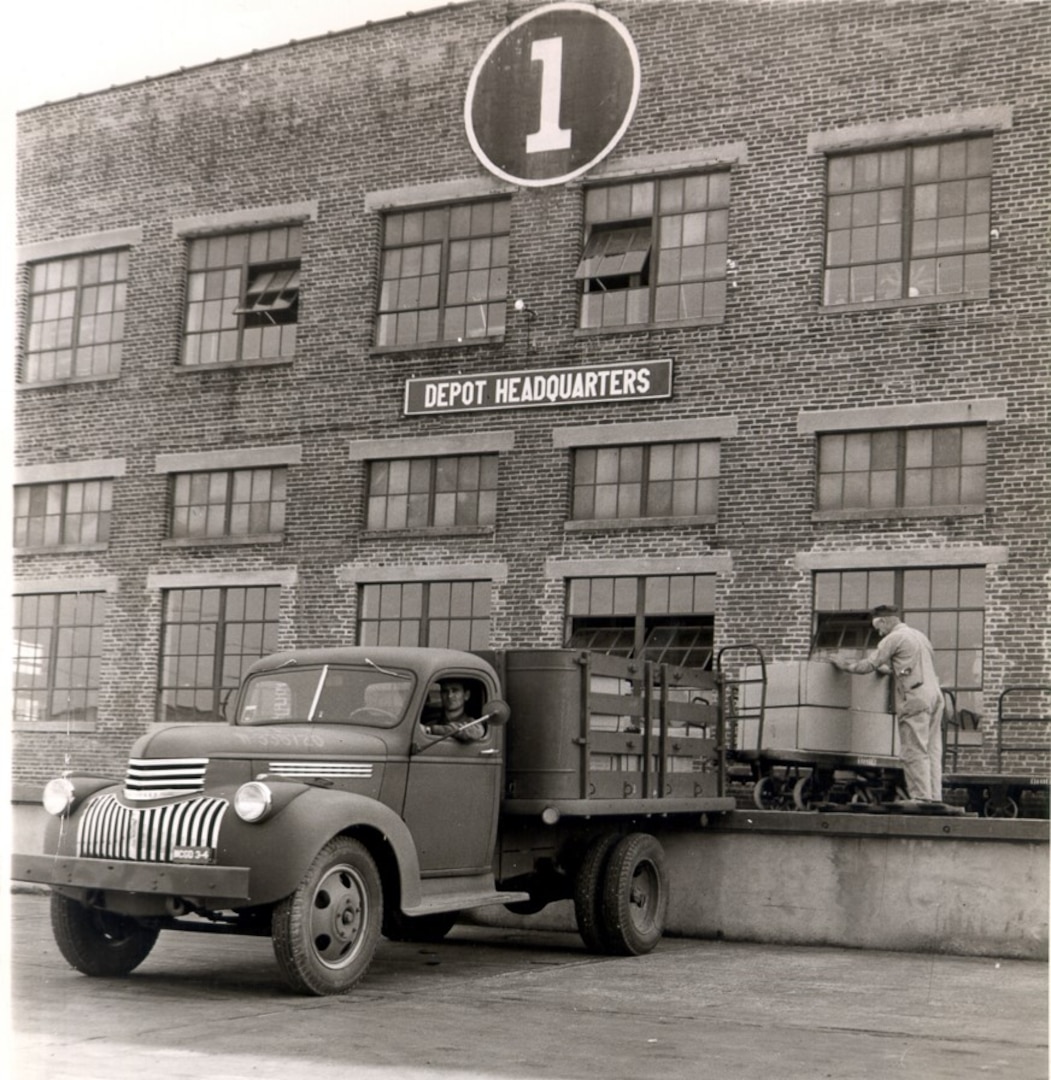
[871,603,900,618]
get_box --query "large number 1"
[526,37,572,154]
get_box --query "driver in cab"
[423,679,486,742]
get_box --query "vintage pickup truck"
[15,646,735,994]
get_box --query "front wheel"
[51,892,159,977]
[600,833,668,956]
[272,836,382,996]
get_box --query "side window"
[817,425,986,513]
[169,466,287,540]
[23,249,129,383]
[566,574,716,669]
[376,199,510,347]
[823,136,992,306]
[14,478,113,549]
[13,592,107,725]
[366,454,498,530]
[578,173,729,329]
[358,581,491,649]
[183,226,302,365]
[571,441,719,522]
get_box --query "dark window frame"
[13,591,106,725]
[578,172,730,330]
[169,466,288,541]
[158,585,281,723]
[365,454,498,531]
[822,135,993,308]
[816,424,987,513]
[357,580,491,650]
[571,440,720,522]
[565,574,716,670]
[13,478,113,549]
[375,199,511,348]
[23,248,129,384]
[182,225,302,366]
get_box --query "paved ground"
[6,890,1048,1080]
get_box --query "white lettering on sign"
[525,37,572,154]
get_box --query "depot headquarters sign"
[404,360,672,416]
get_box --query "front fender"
[217,784,426,908]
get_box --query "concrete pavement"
[7,890,1048,1080]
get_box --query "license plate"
[171,845,215,865]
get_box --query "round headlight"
[234,780,273,823]
[43,777,76,817]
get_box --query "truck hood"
[132,723,391,761]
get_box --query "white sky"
[9,0,460,112]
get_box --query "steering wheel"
[346,707,396,722]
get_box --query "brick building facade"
[14,0,1050,784]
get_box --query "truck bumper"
[13,853,252,904]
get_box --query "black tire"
[271,836,382,996]
[383,908,458,943]
[600,833,668,956]
[50,892,159,977]
[573,832,621,953]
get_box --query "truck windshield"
[236,664,415,728]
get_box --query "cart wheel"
[753,774,786,810]
[983,794,1019,819]
[792,775,814,811]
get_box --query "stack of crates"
[736,660,896,757]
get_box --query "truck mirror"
[480,699,510,727]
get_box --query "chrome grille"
[77,793,228,861]
[125,757,208,800]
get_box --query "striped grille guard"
[77,792,228,862]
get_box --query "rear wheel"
[50,892,159,977]
[600,833,668,956]
[272,836,382,996]
[573,832,621,953]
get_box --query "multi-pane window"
[577,173,729,329]
[358,581,491,650]
[572,442,719,521]
[823,136,992,306]
[376,199,510,347]
[817,425,986,511]
[566,574,716,669]
[13,592,106,724]
[158,586,280,722]
[812,567,985,714]
[170,467,287,540]
[366,455,498,530]
[183,226,301,365]
[24,249,128,383]
[14,479,113,548]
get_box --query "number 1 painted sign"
[465,3,640,187]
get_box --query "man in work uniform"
[423,679,486,742]
[832,604,944,804]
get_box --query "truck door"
[402,675,502,874]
